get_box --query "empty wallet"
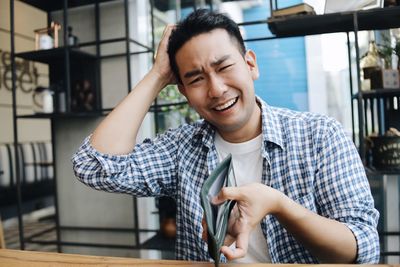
[200,154,237,266]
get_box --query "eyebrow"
[183,55,231,79]
[211,55,230,67]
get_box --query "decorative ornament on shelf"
[394,39,400,69]
[372,32,400,89]
[71,79,95,112]
[360,40,383,90]
[360,40,383,78]
[34,22,61,50]
[67,26,79,47]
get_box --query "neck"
[217,102,262,143]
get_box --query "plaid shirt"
[72,97,379,263]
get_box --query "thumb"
[212,187,241,205]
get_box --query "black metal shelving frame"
[9,0,180,253]
[266,2,400,260]
[267,7,400,37]
[266,4,400,175]
[7,0,297,255]
[9,0,400,258]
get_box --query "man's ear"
[177,83,186,96]
[178,83,191,103]
[245,50,259,80]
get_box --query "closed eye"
[189,76,203,85]
[219,64,234,72]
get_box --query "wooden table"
[0,249,394,267]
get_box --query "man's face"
[176,29,260,142]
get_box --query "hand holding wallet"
[200,154,236,266]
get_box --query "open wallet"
[200,154,237,266]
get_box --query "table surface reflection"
[0,249,395,267]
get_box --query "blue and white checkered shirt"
[72,97,379,263]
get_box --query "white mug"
[42,92,54,113]
[33,87,54,114]
[39,34,53,50]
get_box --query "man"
[72,9,379,264]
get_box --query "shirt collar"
[257,96,285,151]
[191,96,285,151]
[191,119,215,149]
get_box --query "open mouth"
[213,97,239,112]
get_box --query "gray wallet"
[200,154,236,266]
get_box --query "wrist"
[269,187,286,217]
[149,66,173,89]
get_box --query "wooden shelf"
[24,162,54,166]
[149,101,189,112]
[16,112,105,119]
[353,88,400,99]
[268,6,400,37]
[15,47,96,64]
[365,166,400,176]
[20,0,116,12]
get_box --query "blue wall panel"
[243,0,309,111]
[180,0,309,111]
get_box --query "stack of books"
[269,3,316,19]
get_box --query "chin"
[214,121,245,133]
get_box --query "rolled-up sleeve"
[71,127,182,198]
[315,119,380,263]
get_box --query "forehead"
[175,29,242,69]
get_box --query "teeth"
[214,98,237,111]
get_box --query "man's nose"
[207,75,227,98]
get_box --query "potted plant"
[394,39,400,69]
[157,84,199,133]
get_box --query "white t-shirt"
[214,132,271,263]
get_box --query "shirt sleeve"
[71,128,182,198]
[315,118,380,263]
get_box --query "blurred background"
[1,0,400,264]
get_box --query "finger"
[223,233,235,247]
[221,231,250,260]
[224,206,239,246]
[221,246,246,260]
[163,24,175,34]
[228,205,239,223]
[212,187,242,205]
[155,24,175,56]
[220,244,246,260]
[160,24,175,43]
[235,230,250,256]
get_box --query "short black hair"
[167,9,246,84]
